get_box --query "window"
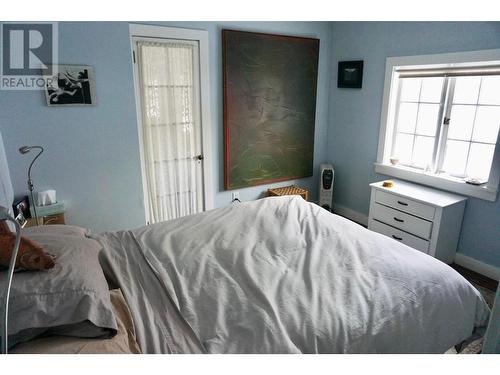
[377,50,500,201]
[393,77,444,170]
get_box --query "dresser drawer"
[371,202,433,239]
[375,190,435,220]
[370,220,430,254]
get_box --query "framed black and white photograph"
[337,60,363,88]
[45,65,96,106]
[12,196,29,227]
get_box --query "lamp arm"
[26,146,44,189]
[0,215,21,354]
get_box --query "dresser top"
[370,179,467,207]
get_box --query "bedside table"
[368,179,466,264]
[25,201,66,227]
[25,212,65,227]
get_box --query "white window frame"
[129,24,214,223]
[376,49,500,202]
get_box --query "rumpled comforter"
[94,196,490,353]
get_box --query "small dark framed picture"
[12,196,29,227]
[337,60,363,88]
[45,64,97,106]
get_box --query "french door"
[131,25,213,224]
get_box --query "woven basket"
[267,185,309,201]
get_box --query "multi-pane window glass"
[442,76,500,180]
[394,77,443,169]
[392,74,500,182]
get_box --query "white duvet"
[95,196,490,353]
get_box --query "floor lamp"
[19,146,44,226]
[0,206,21,354]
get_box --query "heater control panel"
[319,164,334,211]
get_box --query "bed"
[0,130,491,353]
[93,196,490,353]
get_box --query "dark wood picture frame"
[223,29,320,190]
[337,60,363,88]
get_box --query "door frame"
[129,24,214,224]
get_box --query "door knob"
[196,154,204,161]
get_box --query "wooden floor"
[451,263,498,292]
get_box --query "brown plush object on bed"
[0,231,55,271]
[0,220,10,234]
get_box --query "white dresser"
[368,179,467,264]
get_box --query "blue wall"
[1,21,498,267]
[0,21,332,232]
[328,22,500,267]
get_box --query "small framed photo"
[337,60,363,88]
[45,65,96,106]
[13,196,29,227]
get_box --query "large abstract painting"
[223,30,319,190]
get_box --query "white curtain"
[137,40,203,223]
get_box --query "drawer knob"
[397,200,408,206]
[392,235,403,241]
[393,217,404,223]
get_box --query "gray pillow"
[0,233,117,349]
[21,224,90,238]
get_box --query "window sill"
[374,163,498,202]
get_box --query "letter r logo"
[2,23,55,76]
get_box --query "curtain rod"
[397,66,500,78]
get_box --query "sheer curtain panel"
[137,40,204,223]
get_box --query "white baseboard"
[454,253,500,281]
[332,203,368,227]
[332,203,499,281]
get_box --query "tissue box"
[36,189,57,206]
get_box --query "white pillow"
[1,232,117,349]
